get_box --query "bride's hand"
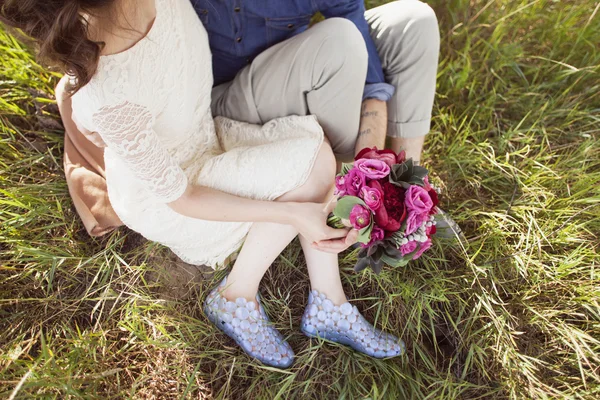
[289,202,359,253]
[312,228,359,254]
[290,202,349,244]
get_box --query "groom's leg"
[365,0,440,158]
[211,18,368,161]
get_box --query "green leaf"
[354,257,370,272]
[372,258,384,274]
[390,158,430,188]
[408,176,425,186]
[383,245,403,259]
[372,247,384,263]
[412,165,429,180]
[356,224,373,244]
[340,163,354,175]
[381,254,411,268]
[390,162,409,184]
[333,196,366,220]
[367,242,379,257]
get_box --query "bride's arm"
[170,186,350,245]
[171,185,293,224]
[56,76,107,148]
[92,101,348,244]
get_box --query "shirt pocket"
[190,0,210,24]
[265,15,312,46]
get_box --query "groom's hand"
[311,228,359,254]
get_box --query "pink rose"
[360,186,383,211]
[405,185,434,215]
[405,211,428,235]
[353,159,391,180]
[355,147,398,167]
[335,175,346,196]
[412,239,432,260]
[362,225,385,248]
[349,205,371,230]
[400,240,418,256]
[344,169,367,197]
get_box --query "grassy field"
[1,0,599,398]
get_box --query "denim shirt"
[190,0,395,101]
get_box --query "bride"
[0,0,404,367]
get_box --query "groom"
[58,0,440,239]
[200,0,440,162]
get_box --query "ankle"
[222,287,257,302]
[310,287,347,306]
[221,277,258,303]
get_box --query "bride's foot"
[204,277,295,368]
[301,290,405,358]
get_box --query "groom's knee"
[387,1,440,61]
[310,18,368,83]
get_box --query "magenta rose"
[405,211,429,235]
[428,189,439,214]
[353,158,391,180]
[423,176,432,191]
[426,224,437,236]
[405,185,434,215]
[362,225,385,248]
[396,150,407,164]
[349,205,371,230]
[400,240,418,256]
[344,169,367,196]
[360,186,383,211]
[335,175,346,196]
[412,239,432,260]
[355,147,398,167]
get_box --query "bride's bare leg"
[299,228,406,360]
[223,222,297,300]
[223,141,336,301]
[300,237,347,305]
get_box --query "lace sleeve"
[92,101,188,203]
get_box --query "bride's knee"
[278,141,336,203]
[306,141,337,199]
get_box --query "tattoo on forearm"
[361,111,379,118]
[358,128,372,137]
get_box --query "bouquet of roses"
[329,147,440,274]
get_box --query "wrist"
[272,201,298,226]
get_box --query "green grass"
[1,0,599,398]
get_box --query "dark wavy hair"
[0,0,116,93]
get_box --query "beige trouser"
[211,0,440,159]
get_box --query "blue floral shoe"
[301,290,405,358]
[204,278,295,368]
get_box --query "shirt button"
[287,24,294,29]
[236,37,242,43]
[234,7,241,12]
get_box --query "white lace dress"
[70,0,324,267]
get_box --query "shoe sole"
[301,325,405,359]
[204,304,295,369]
